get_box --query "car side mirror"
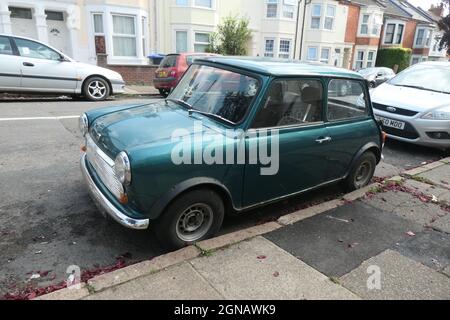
[58,56,68,62]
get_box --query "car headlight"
[422,106,450,120]
[79,113,89,136]
[114,152,131,185]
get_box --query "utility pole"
[297,0,311,61]
[293,0,302,60]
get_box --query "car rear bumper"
[153,77,177,89]
[80,153,150,230]
[374,110,450,149]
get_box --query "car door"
[324,78,373,180]
[242,78,331,207]
[12,37,77,93]
[0,35,22,90]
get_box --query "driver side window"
[251,79,324,129]
[14,38,61,61]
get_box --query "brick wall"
[356,37,380,46]
[403,20,417,49]
[345,4,360,43]
[97,54,158,86]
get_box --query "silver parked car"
[358,67,395,88]
[0,34,125,101]
[371,61,450,151]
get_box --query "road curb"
[403,160,446,177]
[35,284,90,301]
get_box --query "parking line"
[0,116,80,121]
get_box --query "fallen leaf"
[34,251,42,255]
[273,271,280,277]
[29,274,40,280]
[348,243,359,249]
[257,255,267,260]
[432,195,439,203]
[406,231,416,237]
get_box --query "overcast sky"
[407,0,443,10]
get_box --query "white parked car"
[0,34,125,101]
[371,61,450,151]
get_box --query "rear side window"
[15,38,61,60]
[160,55,178,68]
[0,36,13,55]
[327,79,368,121]
[252,79,324,129]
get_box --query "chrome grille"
[86,135,123,199]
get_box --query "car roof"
[194,56,364,79]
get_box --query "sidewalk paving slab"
[403,179,450,204]
[362,191,448,228]
[340,250,450,300]
[190,236,358,300]
[416,163,450,189]
[265,200,419,278]
[394,230,450,271]
[431,214,450,234]
[84,262,224,300]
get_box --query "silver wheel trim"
[176,203,214,242]
[87,80,107,99]
[354,160,372,188]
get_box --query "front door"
[0,36,21,90]
[12,37,77,93]
[243,78,331,207]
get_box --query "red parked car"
[154,53,218,97]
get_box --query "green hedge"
[375,48,412,72]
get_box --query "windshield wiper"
[393,84,447,94]
[166,98,193,110]
[187,109,235,125]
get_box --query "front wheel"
[155,189,225,250]
[83,77,110,101]
[343,152,377,192]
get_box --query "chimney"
[429,3,444,17]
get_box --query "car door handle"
[315,136,332,144]
[23,62,34,67]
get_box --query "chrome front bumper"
[80,154,149,230]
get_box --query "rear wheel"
[83,77,110,101]
[343,152,377,192]
[155,188,225,250]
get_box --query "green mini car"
[80,57,384,249]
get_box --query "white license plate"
[376,116,405,130]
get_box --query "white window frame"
[360,14,370,35]
[194,31,210,52]
[383,22,405,45]
[355,50,364,70]
[92,13,104,35]
[264,38,275,57]
[279,38,292,59]
[414,27,432,48]
[307,46,318,61]
[366,50,376,68]
[194,0,213,9]
[266,0,279,18]
[320,47,330,64]
[175,30,189,53]
[141,16,147,57]
[323,5,335,31]
[310,4,321,29]
[283,3,295,19]
[111,13,138,58]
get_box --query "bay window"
[195,0,212,8]
[307,47,318,61]
[112,14,137,57]
[267,0,278,18]
[320,48,330,64]
[279,39,291,59]
[415,28,432,48]
[367,51,376,68]
[360,14,369,35]
[194,32,210,52]
[176,31,188,53]
[93,13,104,34]
[355,51,364,70]
[283,2,295,19]
[264,39,275,57]
[324,5,335,30]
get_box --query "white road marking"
[0,115,80,121]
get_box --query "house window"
[307,47,318,61]
[194,32,210,52]
[176,31,188,53]
[283,4,295,19]
[324,5,335,30]
[45,11,64,21]
[195,0,212,8]
[360,14,369,35]
[176,0,189,5]
[320,48,330,63]
[142,17,147,56]
[264,39,275,57]
[415,28,431,47]
[395,24,404,44]
[93,13,104,34]
[367,51,376,67]
[372,14,382,35]
[112,14,137,57]
[9,7,32,19]
[384,24,395,43]
[279,39,291,59]
[416,29,425,46]
[411,57,420,65]
[355,51,364,70]
[384,23,404,45]
[311,4,321,29]
[267,0,278,18]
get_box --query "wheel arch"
[345,142,381,179]
[149,178,235,220]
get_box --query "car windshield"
[169,64,260,124]
[388,64,450,94]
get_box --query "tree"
[206,16,252,56]
[436,1,450,54]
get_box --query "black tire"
[155,188,225,250]
[159,89,169,98]
[343,152,377,192]
[83,77,110,101]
